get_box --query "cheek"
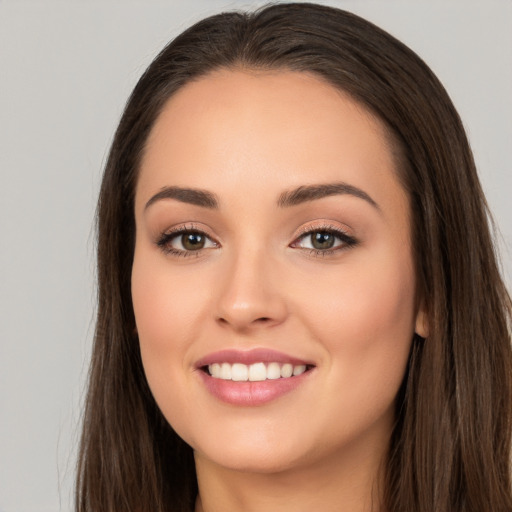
[296,248,416,403]
[131,248,208,410]
[132,249,205,352]
[308,247,415,337]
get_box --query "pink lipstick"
[195,348,314,406]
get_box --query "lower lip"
[198,370,312,406]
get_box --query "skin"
[132,69,428,512]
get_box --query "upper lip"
[195,348,314,369]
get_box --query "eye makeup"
[290,222,358,258]
[155,220,358,259]
[156,223,219,258]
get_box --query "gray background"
[1,1,510,511]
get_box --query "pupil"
[312,232,334,250]
[182,232,205,250]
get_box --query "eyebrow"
[145,186,219,210]
[144,181,379,212]
[277,182,380,210]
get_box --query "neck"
[194,440,387,512]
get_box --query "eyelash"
[291,224,358,256]
[156,223,358,258]
[156,224,216,258]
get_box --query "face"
[132,70,427,476]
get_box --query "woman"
[76,3,512,511]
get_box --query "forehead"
[143,68,392,161]
[137,69,407,221]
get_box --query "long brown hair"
[76,3,512,511]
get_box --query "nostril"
[216,315,275,330]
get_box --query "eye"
[306,231,338,250]
[291,227,357,255]
[157,228,218,256]
[179,232,209,251]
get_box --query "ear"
[414,301,429,339]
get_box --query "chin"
[194,441,309,474]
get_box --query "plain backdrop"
[0,1,510,511]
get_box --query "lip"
[195,348,315,406]
[195,348,313,368]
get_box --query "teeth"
[293,364,306,376]
[207,362,309,381]
[248,362,266,381]
[210,363,221,378]
[220,362,232,380]
[267,362,281,380]
[280,363,293,378]
[231,363,248,381]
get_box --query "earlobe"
[415,303,429,339]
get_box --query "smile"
[196,349,315,405]
[208,362,306,382]
[207,362,308,381]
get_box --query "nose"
[214,248,288,332]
